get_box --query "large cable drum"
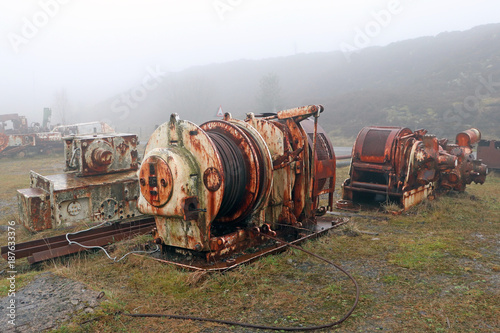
[200,119,272,224]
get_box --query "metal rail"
[0,217,155,264]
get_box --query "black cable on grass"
[120,231,360,331]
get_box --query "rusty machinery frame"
[342,126,487,210]
[478,139,500,171]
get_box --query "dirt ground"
[0,272,101,332]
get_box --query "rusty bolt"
[161,178,167,187]
[251,226,260,235]
[140,178,146,186]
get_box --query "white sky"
[1,0,499,122]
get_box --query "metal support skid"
[342,127,487,210]
[138,105,336,261]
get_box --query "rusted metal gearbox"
[138,105,336,259]
[342,127,487,209]
[17,133,141,232]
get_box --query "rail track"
[1,217,155,264]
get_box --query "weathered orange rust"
[138,105,336,259]
[343,126,487,210]
[456,128,481,147]
[439,129,487,191]
[139,155,173,207]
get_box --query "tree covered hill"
[94,23,500,141]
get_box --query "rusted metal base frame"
[343,182,434,210]
[207,227,268,262]
[0,217,155,264]
[134,219,347,272]
[401,183,434,210]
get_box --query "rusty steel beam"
[27,223,154,264]
[1,217,155,263]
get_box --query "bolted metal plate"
[203,167,222,192]
[139,155,173,207]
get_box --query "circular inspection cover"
[139,155,173,207]
[67,201,82,216]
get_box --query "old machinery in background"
[0,107,115,158]
[138,105,336,260]
[342,127,487,209]
[477,139,500,171]
[0,112,61,157]
[17,132,142,232]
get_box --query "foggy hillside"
[90,23,500,141]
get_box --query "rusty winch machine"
[138,105,336,261]
[342,126,487,209]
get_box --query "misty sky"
[1,0,499,124]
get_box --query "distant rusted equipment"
[0,110,116,158]
[478,139,500,171]
[342,127,487,210]
[0,112,62,157]
[138,105,336,261]
[17,132,142,232]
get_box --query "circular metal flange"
[200,120,261,223]
[67,201,82,216]
[203,166,222,192]
[139,155,173,207]
[229,117,273,217]
[140,115,225,235]
[84,140,115,173]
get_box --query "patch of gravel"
[0,272,101,332]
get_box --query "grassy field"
[0,154,499,332]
